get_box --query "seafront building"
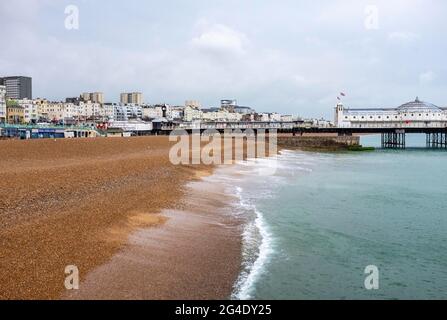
[170,106,185,120]
[36,99,103,123]
[79,101,104,120]
[104,103,143,121]
[335,97,447,128]
[142,105,162,119]
[234,106,255,114]
[201,108,243,122]
[280,115,294,122]
[142,104,170,120]
[221,99,237,111]
[220,99,256,116]
[17,99,38,124]
[121,92,143,105]
[0,85,6,123]
[82,92,104,104]
[185,100,201,109]
[117,104,143,121]
[0,76,32,99]
[6,104,25,124]
[183,105,203,122]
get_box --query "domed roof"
[397,97,441,112]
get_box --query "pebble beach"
[0,136,240,299]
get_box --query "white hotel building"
[335,97,447,128]
[0,85,6,122]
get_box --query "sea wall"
[277,135,360,150]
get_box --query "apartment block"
[120,92,143,105]
[0,76,32,99]
[82,92,104,104]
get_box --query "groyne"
[278,135,360,151]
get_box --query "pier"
[333,97,447,149]
[292,127,447,149]
[3,121,447,150]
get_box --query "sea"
[207,134,447,300]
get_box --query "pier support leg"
[381,131,406,149]
[426,131,447,149]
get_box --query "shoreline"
[64,176,244,300]
[0,136,281,300]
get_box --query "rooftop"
[345,97,444,112]
[396,97,442,112]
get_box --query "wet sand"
[65,180,243,300]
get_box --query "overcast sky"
[1,0,446,118]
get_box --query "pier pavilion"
[334,97,447,149]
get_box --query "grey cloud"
[1,0,446,118]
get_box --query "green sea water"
[223,134,447,299]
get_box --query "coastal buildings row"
[0,97,299,125]
[0,75,302,127]
[0,75,307,141]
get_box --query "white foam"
[231,187,275,300]
[210,150,314,299]
[236,209,274,300]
